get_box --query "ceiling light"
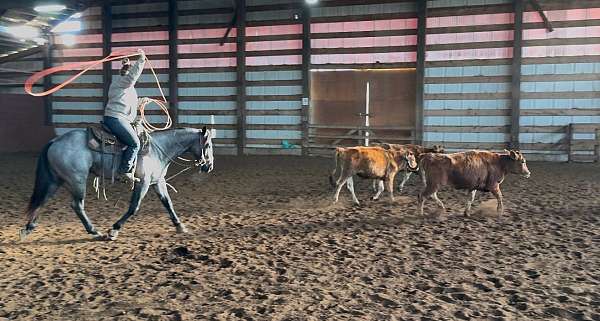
[6,25,39,39]
[62,34,76,46]
[52,20,81,33]
[306,0,318,4]
[34,4,66,13]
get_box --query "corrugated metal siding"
[245,0,304,154]
[423,1,514,152]
[51,6,103,135]
[310,1,418,68]
[520,4,600,161]
[177,0,238,153]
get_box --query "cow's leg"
[372,180,384,200]
[417,169,431,216]
[398,171,412,192]
[491,186,504,216]
[386,171,397,202]
[346,177,360,205]
[371,180,378,192]
[464,190,477,217]
[432,192,446,213]
[333,170,350,203]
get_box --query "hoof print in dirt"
[173,246,191,257]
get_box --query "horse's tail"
[26,142,57,222]
[329,148,343,188]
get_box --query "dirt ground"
[0,153,598,321]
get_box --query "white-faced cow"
[329,146,418,205]
[418,150,530,216]
[374,143,445,192]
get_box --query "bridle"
[153,130,212,183]
[197,130,211,168]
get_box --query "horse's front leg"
[154,180,187,234]
[107,180,150,240]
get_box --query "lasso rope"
[24,49,171,131]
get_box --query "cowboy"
[103,49,146,183]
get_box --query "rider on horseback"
[103,49,146,183]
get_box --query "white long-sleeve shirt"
[104,56,146,123]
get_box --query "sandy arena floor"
[0,153,598,321]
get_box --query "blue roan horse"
[20,126,214,241]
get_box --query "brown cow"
[329,146,418,205]
[373,143,445,192]
[418,150,530,216]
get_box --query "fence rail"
[565,123,600,162]
[307,124,416,157]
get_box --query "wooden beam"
[528,0,553,32]
[414,0,426,145]
[301,4,311,156]
[221,1,238,46]
[0,46,43,64]
[168,0,179,125]
[510,0,524,149]
[236,0,246,155]
[102,3,112,107]
[43,42,52,126]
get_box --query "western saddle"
[87,121,150,154]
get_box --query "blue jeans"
[103,116,140,174]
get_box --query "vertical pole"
[168,0,179,125]
[595,128,600,162]
[236,0,246,156]
[43,39,53,125]
[102,3,112,107]
[365,82,370,146]
[566,124,572,162]
[301,4,311,156]
[415,0,427,145]
[511,0,524,149]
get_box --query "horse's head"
[190,126,214,173]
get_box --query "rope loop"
[24,49,171,131]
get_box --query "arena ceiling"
[0,0,86,59]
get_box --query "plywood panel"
[311,69,416,128]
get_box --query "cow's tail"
[329,148,343,188]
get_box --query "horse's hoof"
[106,229,119,241]
[19,229,29,242]
[91,231,104,240]
[176,224,188,234]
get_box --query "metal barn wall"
[245,0,304,155]
[177,1,238,154]
[310,1,417,68]
[51,6,103,136]
[520,1,600,161]
[0,52,44,94]
[33,0,600,160]
[423,0,514,152]
[110,1,170,133]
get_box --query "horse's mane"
[150,127,199,138]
